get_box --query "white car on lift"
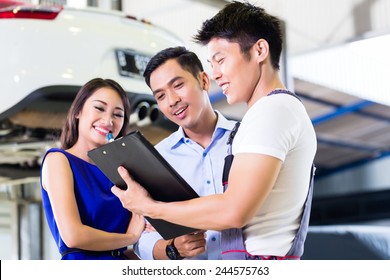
[0,1,182,174]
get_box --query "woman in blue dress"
[40,78,145,260]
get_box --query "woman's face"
[77,87,125,149]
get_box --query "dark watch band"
[165,238,183,260]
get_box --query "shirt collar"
[167,110,237,150]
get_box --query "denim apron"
[221,89,315,260]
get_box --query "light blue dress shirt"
[134,111,237,260]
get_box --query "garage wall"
[315,156,390,197]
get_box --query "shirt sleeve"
[133,231,163,260]
[233,96,300,162]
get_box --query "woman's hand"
[145,221,156,233]
[127,213,145,242]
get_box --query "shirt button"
[185,139,190,143]
[211,237,216,242]
[206,180,210,184]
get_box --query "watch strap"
[166,238,182,260]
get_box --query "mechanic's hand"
[174,231,207,258]
[111,166,154,216]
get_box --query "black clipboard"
[87,130,199,240]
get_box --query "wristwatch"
[165,238,183,260]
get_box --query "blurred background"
[1,0,390,260]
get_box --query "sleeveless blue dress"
[40,148,131,260]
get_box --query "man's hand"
[111,166,153,216]
[174,231,207,258]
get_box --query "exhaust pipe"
[129,101,150,125]
[148,104,178,131]
[149,104,161,123]
[130,101,177,131]
[136,103,161,127]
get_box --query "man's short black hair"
[144,46,204,88]
[193,1,283,70]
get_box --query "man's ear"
[254,38,269,63]
[200,71,210,91]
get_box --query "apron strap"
[286,164,316,257]
[221,122,246,260]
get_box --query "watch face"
[166,244,179,260]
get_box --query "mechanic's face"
[150,59,210,130]
[77,87,125,149]
[208,37,261,106]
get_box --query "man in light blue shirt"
[133,47,236,260]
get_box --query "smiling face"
[76,87,125,150]
[207,38,262,106]
[150,58,212,130]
